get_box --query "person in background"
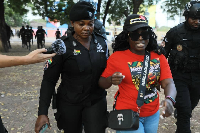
[55,28,61,39]
[19,26,25,47]
[99,14,177,133]
[0,49,56,133]
[30,26,35,45]
[35,1,108,133]
[35,26,47,49]
[163,1,200,133]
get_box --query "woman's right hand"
[110,72,125,85]
[35,115,50,133]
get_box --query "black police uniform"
[164,22,200,133]
[38,32,108,133]
[55,30,61,39]
[35,29,45,48]
[19,27,25,46]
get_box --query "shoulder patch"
[94,31,107,40]
[43,59,53,71]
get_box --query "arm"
[163,29,175,58]
[160,78,177,118]
[35,55,63,132]
[0,49,56,68]
[99,72,125,89]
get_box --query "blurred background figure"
[55,28,61,39]
[35,26,47,49]
[30,26,35,45]
[19,26,25,48]
[5,23,14,49]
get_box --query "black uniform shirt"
[38,33,108,115]
[164,22,200,72]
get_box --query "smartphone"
[39,123,48,133]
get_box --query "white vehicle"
[106,30,115,43]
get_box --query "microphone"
[43,39,66,55]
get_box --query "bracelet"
[165,96,176,105]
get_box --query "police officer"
[24,25,32,50]
[35,1,108,133]
[19,26,25,47]
[30,26,35,45]
[35,26,47,48]
[55,28,61,39]
[163,1,200,133]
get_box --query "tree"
[0,0,30,52]
[31,0,75,25]
[161,0,188,19]
[101,0,159,26]
[4,3,28,27]
[0,0,74,52]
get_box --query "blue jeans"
[116,110,160,133]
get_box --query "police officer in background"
[19,26,25,47]
[35,26,47,48]
[55,28,61,39]
[30,26,35,45]
[163,1,200,133]
[35,1,108,133]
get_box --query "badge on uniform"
[43,59,53,71]
[97,43,104,52]
[177,44,182,51]
[73,49,81,55]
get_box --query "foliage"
[31,0,75,25]
[101,0,160,26]
[161,0,189,19]
[4,2,30,27]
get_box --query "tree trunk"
[96,0,102,19]
[133,0,143,14]
[102,0,111,26]
[0,0,8,52]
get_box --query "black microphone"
[43,39,66,55]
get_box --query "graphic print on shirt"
[128,58,160,104]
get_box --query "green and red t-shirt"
[101,49,172,117]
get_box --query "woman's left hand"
[160,99,174,118]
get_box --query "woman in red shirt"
[99,14,177,133]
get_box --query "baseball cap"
[123,14,150,32]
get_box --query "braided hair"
[112,28,165,55]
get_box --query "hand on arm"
[99,72,125,89]
[159,78,177,118]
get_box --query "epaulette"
[59,35,68,41]
[94,31,107,40]
[167,22,184,34]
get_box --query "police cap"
[69,1,95,21]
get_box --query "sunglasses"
[129,31,150,41]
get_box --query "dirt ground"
[0,38,200,133]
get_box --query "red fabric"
[101,50,172,117]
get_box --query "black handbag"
[108,51,150,131]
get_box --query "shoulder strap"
[136,51,150,107]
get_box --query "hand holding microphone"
[43,39,66,55]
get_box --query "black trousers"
[172,71,200,133]
[56,97,108,133]
[0,116,7,133]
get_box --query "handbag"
[108,51,150,130]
